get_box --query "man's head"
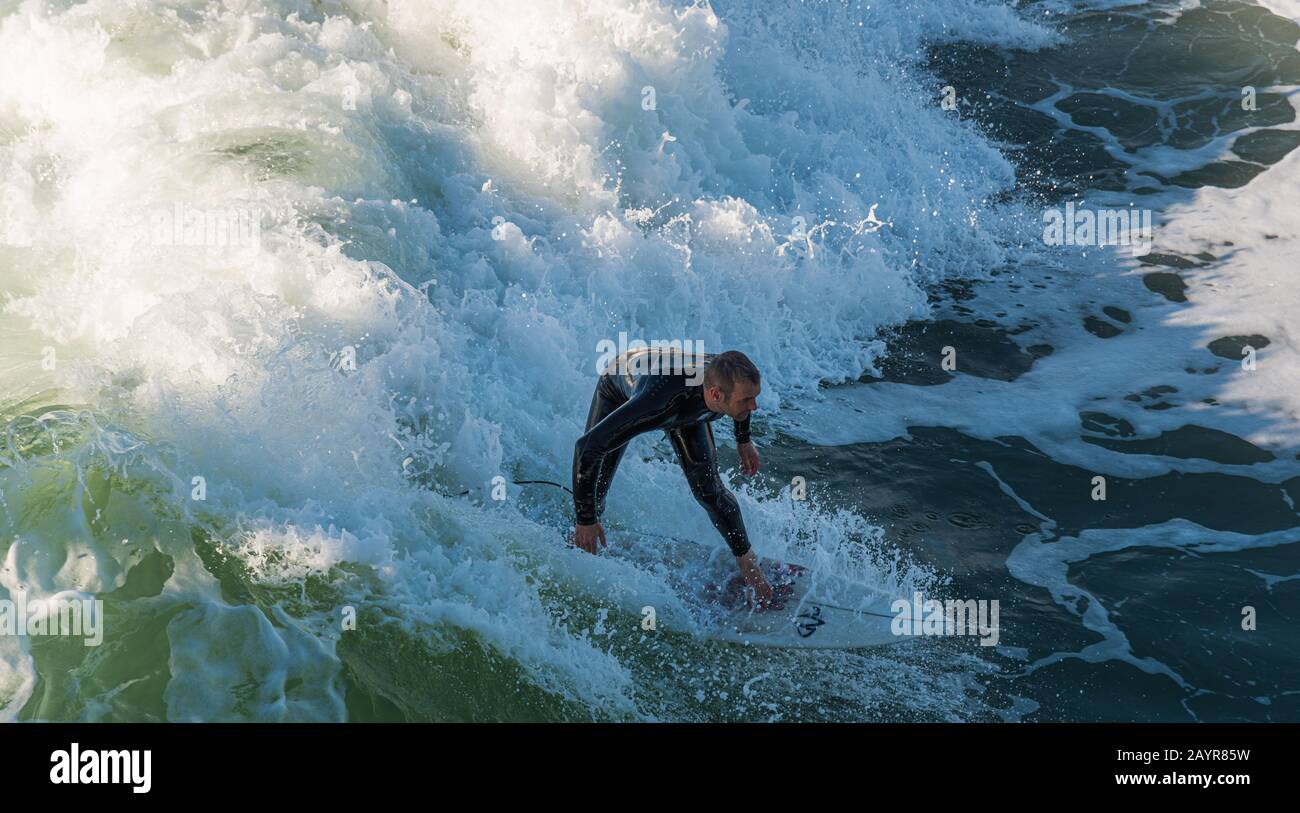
[702,350,761,420]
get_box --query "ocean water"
[0,0,1295,721]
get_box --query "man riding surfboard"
[571,348,776,608]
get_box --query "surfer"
[572,348,777,608]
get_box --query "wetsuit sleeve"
[572,382,671,525]
[734,415,751,445]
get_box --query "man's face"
[718,379,761,421]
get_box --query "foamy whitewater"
[0,0,1295,721]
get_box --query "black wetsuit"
[572,349,752,557]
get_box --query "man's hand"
[736,550,776,610]
[738,441,760,476]
[573,522,607,554]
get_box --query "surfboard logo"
[794,605,826,637]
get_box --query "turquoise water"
[0,0,1296,721]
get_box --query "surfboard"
[587,528,908,650]
[696,560,906,649]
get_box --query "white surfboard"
[606,529,908,649]
[696,560,906,648]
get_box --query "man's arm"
[734,415,751,445]
[735,415,760,476]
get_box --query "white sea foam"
[0,0,1059,719]
[790,88,1300,480]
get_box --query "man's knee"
[686,465,728,507]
